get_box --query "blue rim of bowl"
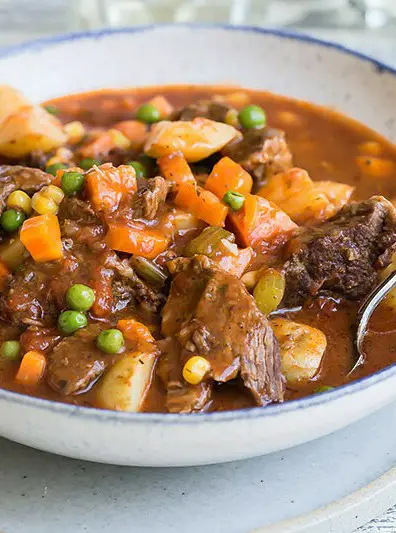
[0,23,396,424]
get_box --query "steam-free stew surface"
[0,85,396,412]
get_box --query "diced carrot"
[91,265,114,318]
[213,246,253,278]
[147,95,174,118]
[205,156,253,199]
[117,318,156,350]
[85,163,137,213]
[158,152,196,185]
[79,131,114,159]
[15,351,46,386]
[174,182,229,227]
[0,260,10,290]
[113,120,148,150]
[228,194,297,248]
[107,223,170,259]
[356,156,396,178]
[20,213,63,263]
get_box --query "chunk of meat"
[20,326,61,354]
[133,176,170,220]
[283,196,396,306]
[58,197,106,248]
[174,99,234,123]
[47,324,108,395]
[0,259,58,326]
[0,165,51,215]
[222,127,293,190]
[161,256,284,412]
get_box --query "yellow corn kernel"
[64,121,85,144]
[7,190,32,215]
[225,91,250,107]
[42,185,64,205]
[108,128,131,150]
[31,192,58,215]
[182,356,211,385]
[46,156,63,168]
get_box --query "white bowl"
[0,25,396,467]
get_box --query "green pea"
[79,158,101,170]
[315,385,334,394]
[0,209,26,233]
[58,310,87,335]
[61,171,85,196]
[136,103,161,124]
[126,160,147,179]
[238,105,267,129]
[46,162,67,176]
[96,329,124,354]
[223,190,245,211]
[66,284,95,312]
[0,340,21,360]
[44,104,58,115]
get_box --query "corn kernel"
[32,193,58,215]
[64,121,85,144]
[108,129,131,150]
[7,190,32,215]
[43,185,65,205]
[182,356,211,385]
[46,156,63,168]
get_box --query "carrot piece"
[158,152,196,185]
[175,182,228,227]
[0,260,10,290]
[228,194,297,248]
[117,318,156,350]
[147,95,174,119]
[114,120,147,150]
[205,156,253,199]
[107,223,170,259]
[85,163,137,213]
[15,351,46,386]
[20,213,63,263]
[356,156,396,178]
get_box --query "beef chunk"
[47,324,108,395]
[58,197,105,248]
[283,196,396,307]
[222,127,293,190]
[161,256,284,412]
[0,165,51,215]
[0,259,58,327]
[174,99,233,123]
[133,176,170,220]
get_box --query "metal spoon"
[350,269,396,374]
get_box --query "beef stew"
[0,84,396,413]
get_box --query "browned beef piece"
[283,196,396,307]
[174,99,234,123]
[106,255,166,313]
[133,176,170,220]
[0,165,51,215]
[161,256,284,413]
[222,127,293,190]
[58,197,106,248]
[47,324,109,395]
[0,259,59,327]
[20,326,61,354]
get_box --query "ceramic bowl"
[0,25,396,467]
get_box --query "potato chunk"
[97,352,157,412]
[144,118,238,162]
[271,318,327,383]
[0,85,66,157]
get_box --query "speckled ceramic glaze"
[0,25,396,467]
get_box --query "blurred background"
[0,0,395,65]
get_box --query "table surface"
[0,22,396,533]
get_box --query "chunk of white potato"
[0,85,66,157]
[97,351,157,412]
[271,318,327,383]
[144,118,239,162]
